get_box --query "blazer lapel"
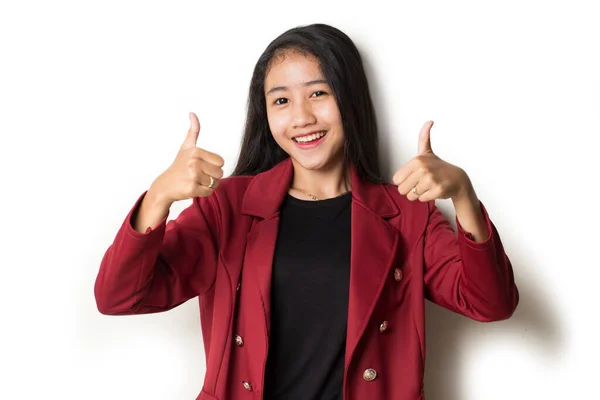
[240,158,402,381]
[241,158,294,329]
[345,165,401,370]
[238,158,293,390]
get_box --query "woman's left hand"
[392,121,473,202]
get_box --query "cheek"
[315,102,342,126]
[267,112,289,142]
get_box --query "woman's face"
[264,51,344,172]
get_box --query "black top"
[263,192,352,400]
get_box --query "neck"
[289,159,350,199]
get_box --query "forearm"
[95,191,169,315]
[451,184,490,243]
[132,185,172,234]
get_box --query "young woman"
[95,23,518,400]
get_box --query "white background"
[1,0,598,399]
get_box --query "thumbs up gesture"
[150,112,225,205]
[392,121,472,202]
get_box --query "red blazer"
[95,157,518,400]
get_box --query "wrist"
[147,181,173,210]
[451,176,476,204]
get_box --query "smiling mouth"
[292,131,327,143]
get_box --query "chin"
[297,160,327,171]
[291,153,341,172]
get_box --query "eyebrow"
[265,79,328,96]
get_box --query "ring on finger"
[208,176,216,189]
[412,187,420,196]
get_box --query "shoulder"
[379,182,432,211]
[190,175,255,235]
[201,175,254,211]
[215,174,255,197]
[375,182,433,229]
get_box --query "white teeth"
[294,131,326,143]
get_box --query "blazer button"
[363,368,377,381]
[379,321,388,333]
[393,268,403,282]
[242,381,252,391]
[235,334,244,347]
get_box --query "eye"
[312,90,327,97]
[274,98,288,105]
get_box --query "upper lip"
[292,130,327,139]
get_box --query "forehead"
[265,50,325,88]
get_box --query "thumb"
[417,120,434,155]
[182,112,200,149]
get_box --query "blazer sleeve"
[94,191,220,315]
[422,200,519,322]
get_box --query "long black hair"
[231,23,384,183]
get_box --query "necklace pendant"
[296,189,321,201]
[291,187,350,201]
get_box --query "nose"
[291,99,317,129]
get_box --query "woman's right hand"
[149,112,225,206]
